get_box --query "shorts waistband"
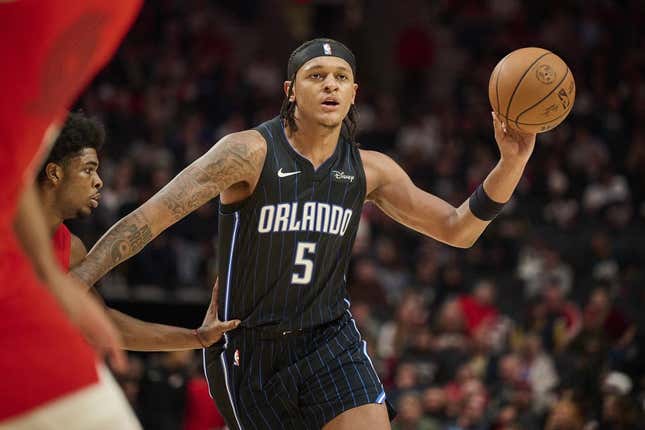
[238,313,349,340]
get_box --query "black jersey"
[216,116,366,330]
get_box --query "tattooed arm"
[71,130,266,287]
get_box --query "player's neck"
[286,118,342,170]
[37,186,65,236]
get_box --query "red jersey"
[0,0,141,421]
[52,224,73,271]
[183,378,226,430]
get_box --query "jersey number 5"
[292,242,317,285]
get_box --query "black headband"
[287,38,357,78]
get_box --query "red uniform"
[52,224,73,271]
[183,378,227,430]
[0,0,141,421]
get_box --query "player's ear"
[284,81,295,102]
[351,83,358,105]
[45,162,63,185]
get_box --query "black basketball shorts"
[203,311,394,429]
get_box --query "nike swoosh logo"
[277,168,302,178]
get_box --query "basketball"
[488,47,576,133]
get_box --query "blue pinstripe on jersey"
[305,352,331,423]
[264,124,283,322]
[333,335,369,400]
[220,211,243,429]
[262,342,285,424]
[282,157,299,321]
[325,342,357,407]
[244,337,270,429]
[344,297,385,391]
[201,349,212,398]
[298,180,318,328]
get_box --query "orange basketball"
[488,47,576,133]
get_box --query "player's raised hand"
[196,278,241,346]
[492,111,536,163]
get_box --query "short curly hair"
[38,111,105,182]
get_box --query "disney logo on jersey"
[331,170,355,183]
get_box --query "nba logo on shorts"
[323,43,332,55]
[234,349,240,366]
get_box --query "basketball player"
[39,111,239,350]
[0,1,142,428]
[72,39,536,429]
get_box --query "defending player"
[72,39,536,429]
[39,112,240,350]
[0,1,141,428]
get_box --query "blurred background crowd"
[68,0,645,429]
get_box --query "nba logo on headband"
[287,38,356,78]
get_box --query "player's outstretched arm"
[363,112,536,248]
[71,130,266,288]
[105,295,239,351]
[71,235,239,351]
[106,278,237,351]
